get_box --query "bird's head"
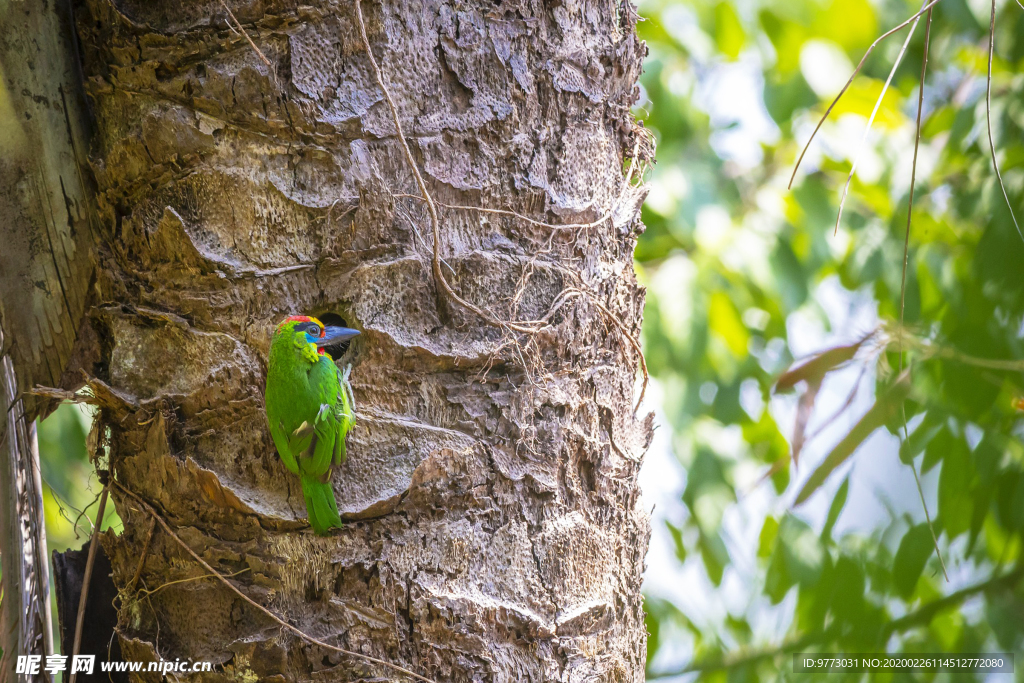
[272,315,360,362]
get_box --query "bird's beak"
[316,326,360,347]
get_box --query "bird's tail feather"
[301,475,343,535]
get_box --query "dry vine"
[353,0,650,409]
[112,479,437,683]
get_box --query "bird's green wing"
[281,417,334,480]
[268,419,300,476]
[300,404,337,479]
[333,365,356,466]
[288,420,315,454]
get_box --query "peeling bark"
[70,0,652,680]
[0,0,99,678]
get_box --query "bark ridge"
[72,0,653,680]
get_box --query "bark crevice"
[67,0,653,679]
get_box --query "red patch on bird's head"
[276,315,327,344]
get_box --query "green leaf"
[709,291,749,359]
[683,449,734,535]
[643,597,693,666]
[830,554,866,624]
[713,2,746,59]
[898,412,944,465]
[811,0,877,52]
[666,520,687,563]
[892,523,934,599]
[765,514,823,603]
[795,372,912,505]
[995,471,1024,533]
[938,438,974,539]
[758,516,779,559]
[821,476,849,542]
[922,426,953,474]
[699,530,730,586]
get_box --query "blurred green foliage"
[25,0,1024,675]
[636,0,1024,678]
[37,403,118,658]
[38,404,118,554]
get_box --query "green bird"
[265,315,360,534]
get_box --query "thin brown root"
[985,0,1024,244]
[127,516,157,594]
[353,0,515,331]
[138,568,252,599]
[353,0,646,409]
[393,141,644,235]
[112,480,437,683]
[564,287,649,410]
[789,0,944,190]
[219,0,274,71]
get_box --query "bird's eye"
[309,325,320,336]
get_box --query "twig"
[69,483,109,683]
[138,568,251,599]
[898,10,931,354]
[788,0,945,189]
[72,487,103,539]
[219,0,273,69]
[927,345,1024,371]
[833,1,923,235]
[896,7,948,584]
[884,560,1023,633]
[127,516,157,594]
[985,0,1024,244]
[909,459,947,581]
[111,480,436,683]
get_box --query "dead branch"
[69,483,109,683]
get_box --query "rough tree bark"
[64,0,652,680]
[0,0,98,677]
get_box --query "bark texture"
[0,0,98,676]
[72,0,652,680]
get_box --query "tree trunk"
[0,0,99,677]
[71,0,652,680]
